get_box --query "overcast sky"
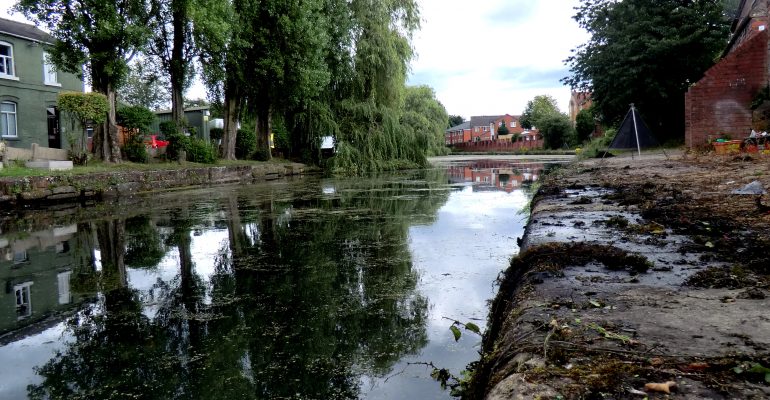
[408,0,589,118]
[1,0,589,118]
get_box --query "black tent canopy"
[607,104,658,155]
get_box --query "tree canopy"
[562,0,730,140]
[520,95,561,130]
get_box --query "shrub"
[209,127,224,141]
[186,137,217,164]
[160,121,189,160]
[122,135,149,163]
[236,128,256,159]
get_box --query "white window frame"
[43,52,60,86]
[14,282,33,319]
[1,101,18,138]
[510,121,516,128]
[0,41,17,80]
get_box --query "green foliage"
[497,122,509,136]
[186,137,217,164]
[122,135,149,163]
[117,105,156,133]
[58,92,109,125]
[578,129,616,159]
[539,113,575,150]
[448,115,464,128]
[235,128,256,159]
[400,85,449,157]
[563,0,730,140]
[125,217,166,268]
[520,95,560,130]
[119,60,170,110]
[160,121,190,160]
[575,108,596,143]
[209,128,224,141]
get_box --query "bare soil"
[471,150,770,399]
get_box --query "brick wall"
[685,30,768,147]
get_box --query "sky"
[0,0,589,118]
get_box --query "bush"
[186,137,217,164]
[539,114,575,149]
[122,135,149,163]
[160,121,189,160]
[209,127,224,141]
[236,128,256,159]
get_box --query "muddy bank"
[471,151,770,399]
[0,162,305,206]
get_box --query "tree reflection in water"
[28,170,449,399]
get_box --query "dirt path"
[470,150,770,399]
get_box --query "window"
[0,42,14,77]
[1,102,18,138]
[14,282,33,319]
[43,52,59,85]
[510,121,516,128]
[474,127,479,133]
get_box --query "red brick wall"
[685,30,768,147]
[451,139,544,152]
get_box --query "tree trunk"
[170,0,187,132]
[92,69,122,163]
[221,92,239,160]
[255,105,272,161]
[96,219,127,289]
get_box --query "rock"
[486,373,561,400]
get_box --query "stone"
[25,160,74,171]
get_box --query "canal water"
[0,160,549,399]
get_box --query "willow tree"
[327,0,421,173]
[16,0,150,163]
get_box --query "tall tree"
[563,0,729,140]
[520,95,561,129]
[240,0,331,161]
[16,0,150,162]
[119,60,171,110]
[148,0,195,130]
[400,85,449,156]
[448,115,464,128]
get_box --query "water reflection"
[0,162,547,399]
[447,160,543,192]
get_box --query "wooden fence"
[451,139,544,152]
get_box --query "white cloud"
[408,0,589,118]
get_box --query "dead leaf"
[649,357,664,366]
[683,362,709,372]
[644,381,677,394]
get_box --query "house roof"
[446,121,470,132]
[0,17,54,44]
[155,105,210,114]
[470,115,503,128]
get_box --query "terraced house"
[0,17,83,150]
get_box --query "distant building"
[445,121,470,145]
[446,114,538,145]
[151,106,211,142]
[569,91,592,126]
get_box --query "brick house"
[685,1,770,147]
[0,18,84,150]
[445,121,470,145]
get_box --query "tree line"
[15,0,449,172]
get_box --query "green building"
[151,106,211,142]
[0,17,84,150]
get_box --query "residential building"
[0,18,84,150]
[469,115,502,142]
[445,114,541,145]
[445,121,470,145]
[685,1,770,147]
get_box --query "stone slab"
[26,160,74,171]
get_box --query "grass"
[0,158,293,179]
